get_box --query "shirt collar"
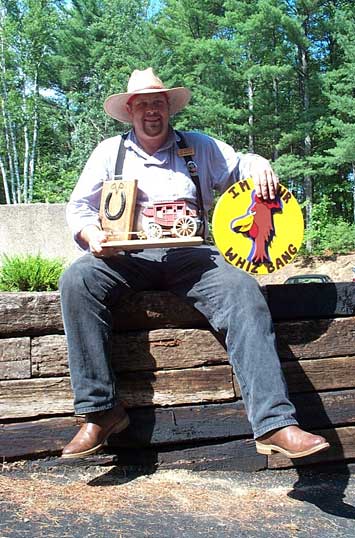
[125,126,177,163]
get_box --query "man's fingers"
[90,242,105,256]
[88,230,111,257]
[250,159,279,200]
[264,171,279,199]
[91,242,121,258]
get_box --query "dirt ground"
[256,252,355,285]
[1,457,355,538]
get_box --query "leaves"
[0,254,66,291]
[0,0,354,254]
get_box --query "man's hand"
[79,225,120,257]
[249,156,279,200]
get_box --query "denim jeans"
[59,245,297,438]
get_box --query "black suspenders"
[113,131,205,235]
[114,133,128,178]
[175,131,205,235]
[102,134,128,221]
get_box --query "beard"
[143,119,164,136]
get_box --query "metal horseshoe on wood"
[104,190,126,221]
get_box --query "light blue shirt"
[66,127,258,249]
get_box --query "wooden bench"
[0,282,355,471]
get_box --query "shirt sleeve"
[184,132,259,197]
[206,137,259,194]
[66,138,117,250]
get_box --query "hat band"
[130,85,166,93]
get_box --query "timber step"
[1,391,355,466]
[0,282,355,470]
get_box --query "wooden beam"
[282,356,355,394]
[264,282,355,320]
[0,337,31,379]
[112,291,206,331]
[30,318,355,380]
[119,365,235,407]
[31,329,228,377]
[107,438,267,472]
[276,317,355,360]
[1,390,355,461]
[292,389,355,430]
[2,353,355,419]
[1,284,355,337]
[0,292,63,336]
[0,377,74,418]
[0,365,235,419]
[0,360,31,380]
[0,416,84,460]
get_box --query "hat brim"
[104,87,191,123]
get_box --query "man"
[60,68,329,460]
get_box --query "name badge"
[177,147,195,157]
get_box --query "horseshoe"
[104,190,126,221]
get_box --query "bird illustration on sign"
[230,191,282,264]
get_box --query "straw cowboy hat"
[104,68,191,123]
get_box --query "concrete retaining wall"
[0,204,81,262]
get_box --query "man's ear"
[126,103,132,117]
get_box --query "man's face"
[127,92,170,141]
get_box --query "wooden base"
[101,237,203,250]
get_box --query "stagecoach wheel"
[173,216,198,238]
[146,222,163,239]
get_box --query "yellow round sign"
[212,179,304,275]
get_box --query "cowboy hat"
[104,68,191,123]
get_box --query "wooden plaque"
[99,178,137,241]
[101,236,204,250]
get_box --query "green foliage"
[0,0,354,256]
[31,160,78,203]
[0,254,66,292]
[301,197,355,255]
[0,0,60,203]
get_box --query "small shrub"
[302,219,355,255]
[300,197,355,255]
[0,254,66,292]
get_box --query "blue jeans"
[59,245,297,438]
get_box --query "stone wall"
[0,203,81,263]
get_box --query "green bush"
[0,254,66,292]
[301,197,355,255]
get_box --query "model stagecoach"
[99,179,203,249]
[141,200,200,239]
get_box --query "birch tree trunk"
[248,77,255,153]
[23,90,29,203]
[0,9,15,203]
[272,77,279,161]
[29,69,39,203]
[0,14,21,204]
[0,153,10,203]
[299,32,312,251]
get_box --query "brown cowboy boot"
[62,403,129,459]
[256,425,330,458]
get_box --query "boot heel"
[113,415,130,434]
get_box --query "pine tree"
[324,4,355,224]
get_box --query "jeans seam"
[74,401,118,415]
[253,418,298,439]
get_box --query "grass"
[0,254,66,292]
